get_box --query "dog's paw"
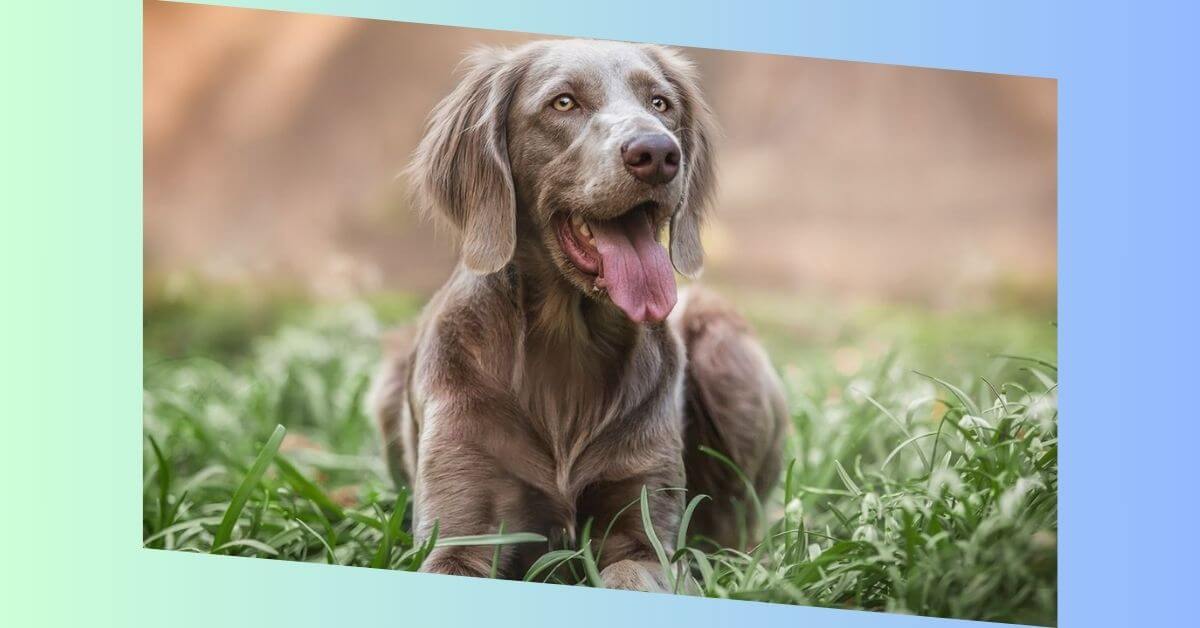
[599,559,670,592]
[419,550,490,578]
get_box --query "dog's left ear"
[409,47,525,274]
[646,46,718,278]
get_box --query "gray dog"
[371,39,786,591]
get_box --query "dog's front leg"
[413,443,503,577]
[416,444,542,578]
[411,390,548,579]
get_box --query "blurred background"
[145,1,1055,304]
[144,0,1056,372]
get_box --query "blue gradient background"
[4,1,1196,627]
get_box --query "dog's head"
[411,40,717,324]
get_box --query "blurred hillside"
[144,1,1055,309]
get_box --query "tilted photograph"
[143,2,1057,624]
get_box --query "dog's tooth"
[570,214,584,227]
[579,222,592,238]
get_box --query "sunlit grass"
[143,283,1056,626]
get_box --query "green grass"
[143,281,1056,626]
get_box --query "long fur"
[372,39,786,590]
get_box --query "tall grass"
[143,291,1056,626]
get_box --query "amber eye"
[650,95,669,112]
[552,94,577,112]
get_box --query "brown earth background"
[144,1,1056,310]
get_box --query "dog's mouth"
[553,201,677,324]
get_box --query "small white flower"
[929,468,963,498]
[959,414,991,430]
[999,477,1045,520]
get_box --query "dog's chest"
[518,376,622,484]
[514,354,667,505]
[506,321,683,525]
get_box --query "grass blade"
[213,538,280,557]
[579,517,605,588]
[405,521,439,571]
[523,549,582,582]
[346,511,385,532]
[274,454,346,521]
[147,435,172,533]
[488,521,506,578]
[676,494,709,551]
[993,353,1057,372]
[434,532,547,547]
[370,489,410,569]
[685,547,714,589]
[833,459,862,496]
[698,446,767,549]
[294,516,337,564]
[211,424,286,553]
[880,432,938,470]
[639,485,675,590]
[855,391,930,469]
[914,370,981,417]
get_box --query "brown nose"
[621,134,680,185]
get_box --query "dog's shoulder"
[411,264,524,385]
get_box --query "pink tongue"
[591,210,677,323]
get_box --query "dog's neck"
[511,237,642,363]
[507,237,676,446]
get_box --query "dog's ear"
[647,46,718,278]
[410,47,523,274]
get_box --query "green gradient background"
[5,1,1186,627]
[3,2,141,626]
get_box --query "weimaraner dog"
[371,39,786,592]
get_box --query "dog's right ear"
[410,47,522,275]
[643,45,718,279]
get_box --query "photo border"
[7,1,1189,627]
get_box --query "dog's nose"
[621,134,680,185]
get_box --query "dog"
[370,39,787,592]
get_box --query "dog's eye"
[650,96,669,112]
[551,94,577,112]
